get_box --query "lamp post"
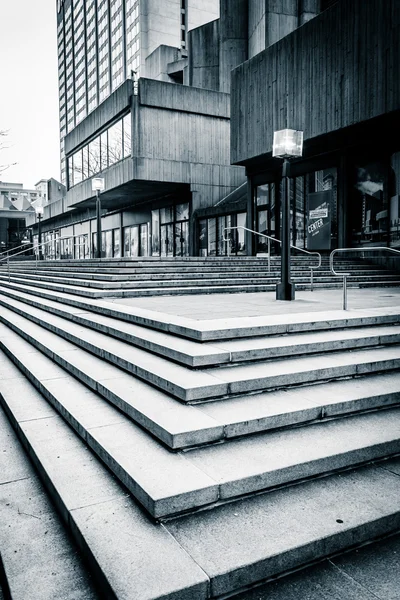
[35,205,44,260]
[92,177,105,259]
[272,128,303,301]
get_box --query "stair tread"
[184,408,400,499]
[1,299,399,404]
[0,288,231,367]
[1,312,399,446]
[0,361,210,599]
[0,343,220,517]
[0,404,98,600]
[165,458,400,597]
[1,278,400,342]
[1,338,399,519]
[3,287,400,368]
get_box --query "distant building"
[0,182,37,251]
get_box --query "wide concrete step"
[1,342,399,521]
[1,301,399,449]
[1,277,400,341]
[1,298,400,402]
[0,356,210,598]
[0,402,98,600]
[1,289,400,369]
[3,362,400,597]
[165,457,400,597]
[0,274,399,300]
[1,271,399,292]
[0,264,391,280]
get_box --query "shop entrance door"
[161,223,174,256]
[175,221,189,256]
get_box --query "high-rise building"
[56,0,219,185]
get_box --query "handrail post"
[343,274,347,310]
[267,238,271,273]
[310,268,314,292]
[7,251,10,283]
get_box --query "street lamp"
[273,129,303,301]
[35,204,44,260]
[92,177,105,259]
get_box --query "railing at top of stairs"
[224,226,322,291]
[330,246,400,310]
[0,237,87,283]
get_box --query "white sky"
[0,0,60,188]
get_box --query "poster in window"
[307,190,332,250]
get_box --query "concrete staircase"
[0,255,399,298]
[0,272,400,598]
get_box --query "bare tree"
[0,130,17,176]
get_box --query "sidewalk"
[107,287,400,321]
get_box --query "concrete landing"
[108,287,400,320]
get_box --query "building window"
[197,213,246,256]
[151,203,189,257]
[67,113,131,189]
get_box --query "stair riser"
[1,305,399,402]
[209,513,400,597]
[222,360,400,398]
[219,441,400,500]
[1,274,399,291]
[224,392,400,439]
[3,295,400,371]
[1,348,399,522]
[2,279,400,342]
[0,343,219,518]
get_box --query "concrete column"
[219,0,248,93]
[265,0,298,48]
[299,0,320,25]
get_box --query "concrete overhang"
[67,178,190,212]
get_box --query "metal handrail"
[0,241,33,258]
[330,246,400,310]
[224,225,322,291]
[0,236,89,282]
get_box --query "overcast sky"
[0,0,60,188]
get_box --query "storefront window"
[151,210,160,256]
[236,212,246,254]
[350,161,386,247]
[304,167,338,250]
[207,218,217,256]
[131,227,139,256]
[255,183,276,253]
[160,206,174,224]
[176,202,189,221]
[198,219,207,256]
[175,222,189,257]
[140,224,148,256]
[390,152,400,248]
[113,229,121,258]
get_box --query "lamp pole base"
[276,282,295,301]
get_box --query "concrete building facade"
[38,0,399,262]
[57,0,219,184]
